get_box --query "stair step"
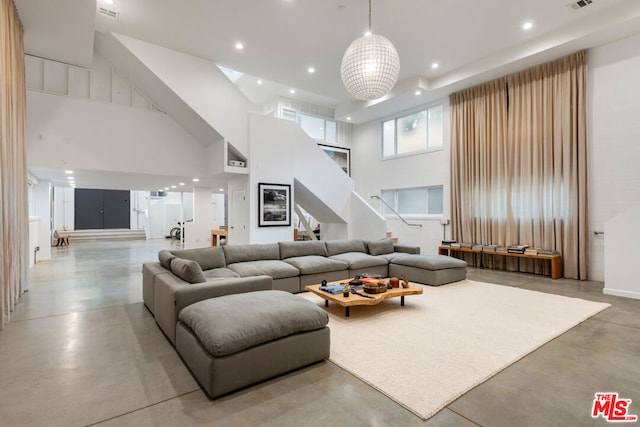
[65,229,146,242]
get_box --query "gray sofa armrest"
[142,262,170,315]
[155,274,273,345]
[393,244,420,255]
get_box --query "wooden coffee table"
[304,279,423,317]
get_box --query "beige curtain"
[450,52,588,279]
[451,78,509,247]
[1,0,29,328]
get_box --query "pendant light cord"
[368,0,372,31]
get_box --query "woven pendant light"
[340,0,400,100]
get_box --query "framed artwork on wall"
[258,183,291,227]
[318,144,351,176]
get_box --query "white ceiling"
[14,0,640,191]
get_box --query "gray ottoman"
[389,254,467,286]
[176,290,330,398]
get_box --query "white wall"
[248,115,296,244]
[588,33,640,282]
[26,91,207,179]
[33,180,52,261]
[53,187,74,231]
[247,114,382,244]
[148,192,194,239]
[604,203,640,299]
[351,100,451,255]
[111,33,257,157]
[183,187,215,249]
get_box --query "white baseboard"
[603,287,640,300]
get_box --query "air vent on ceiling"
[99,7,119,20]
[568,0,593,10]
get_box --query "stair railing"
[370,195,423,228]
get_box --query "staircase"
[65,229,146,243]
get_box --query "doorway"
[75,189,130,230]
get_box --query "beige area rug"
[300,280,610,420]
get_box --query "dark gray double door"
[74,189,130,230]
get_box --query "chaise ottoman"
[176,290,330,398]
[389,254,467,286]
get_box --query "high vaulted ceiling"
[15,0,640,122]
[14,0,640,192]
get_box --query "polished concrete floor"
[1,239,639,426]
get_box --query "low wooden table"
[438,245,563,279]
[305,280,423,317]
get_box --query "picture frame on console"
[258,182,291,227]
[318,144,350,176]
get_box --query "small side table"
[210,229,228,246]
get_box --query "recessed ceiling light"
[171,185,177,189]
[289,89,296,94]
[158,189,163,192]
[308,67,315,74]
[257,79,263,85]
[164,187,169,190]
[103,0,114,4]
[192,178,199,182]
[67,176,74,180]
[219,188,225,192]
[179,182,185,186]
[65,170,74,174]
[522,21,533,30]
[346,116,352,121]
[235,42,244,50]
[415,90,422,96]
[431,62,439,69]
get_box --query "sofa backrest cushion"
[158,250,177,270]
[325,239,366,256]
[223,243,280,265]
[279,240,327,259]
[170,247,225,270]
[367,238,395,256]
[170,257,206,284]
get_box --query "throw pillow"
[158,250,177,270]
[170,257,206,284]
[367,238,394,256]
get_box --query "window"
[282,108,297,122]
[382,104,443,157]
[298,113,337,143]
[380,186,444,216]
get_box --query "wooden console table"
[438,246,562,279]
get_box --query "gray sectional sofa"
[142,238,466,344]
[141,237,466,398]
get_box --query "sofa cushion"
[171,257,206,284]
[283,256,348,275]
[377,252,406,262]
[158,250,177,270]
[325,239,366,257]
[366,238,395,256]
[392,254,467,270]
[178,290,328,357]
[223,243,280,265]
[279,240,327,259]
[329,252,389,269]
[227,260,299,279]
[170,247,226,270]
[203,268,241,279]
